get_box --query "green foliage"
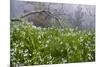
[10,21,95,66]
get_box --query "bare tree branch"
[19,10,62,27]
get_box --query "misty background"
[10,0,95,30]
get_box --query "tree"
[72,5,84,29]
[22,2,63,28]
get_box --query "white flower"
[54,37,60,40]
[39,41,42,43]
[73,46,77,50]
[21,44,24,47]
[45,44,48,47]
[32,25,36,28]
[49,55,52,59]
[49,61,52,64]
[80,37,84,42]
[19,50,23,54]
[46,40,50,44]
[16,28,19,31]
[78,31,81,33]
[88,53,91,57]
[36,27,41,30]
[65,43,69,47]
[88,32,92,35]
[67,33,71,36]
[11,52,14,56]
[67,48,70,51]
[43,28,46,30]
[29,54,32,56]
[22,32,25,36]
[15,44,19,48]
[60,42,63,44]
[60,29,64,31]
[13,43,16,46]
[14,48,17,52]
[62,58,67,63]
[11,49,14,52]
[88,56,91,60]
[61,50,63,52]
[24,53,28,57]
[25,49,28,53]
[37,35,41,39]
[27,60,32,62]
[70,29,74,32]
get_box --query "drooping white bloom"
[45,44,48,48]
[70,29,74,32]
[37,27,41,30]
[61,49,63,52]
[25,49,28,53]
[32,25,36,29]
[19,50,23,54]
[24,53,28,57]
[16,28,20,31]
[39,41,42,44]
[46,39,50,44]
[60,41,63,44]
[37,35,41,39]
[62,58,67,63]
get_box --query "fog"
[10,0,95,30]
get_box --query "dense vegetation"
[10,20,95,66]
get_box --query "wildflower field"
[10,21,95,66]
